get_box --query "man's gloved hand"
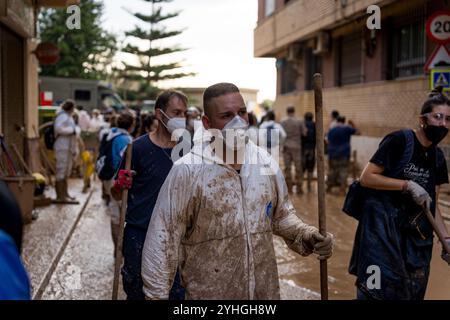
[442,237,450,266]
[114,169,136,190]
[303,227,334,260]
[403,180,432,209]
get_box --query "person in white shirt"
[76,105,91,132]
[259,110,287,154]
[53,100,79,204]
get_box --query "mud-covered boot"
[82,177,91,193]
[52,181,76,204]
[63,179,79,204]
[53,180,65,203]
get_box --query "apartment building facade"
[254,0,450,166]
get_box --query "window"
[337,32,363,86]
[74,90,91,101]
[278,59,298,94]
[102,94,124,110]
[265,0,275,17]
[392,18,426,78]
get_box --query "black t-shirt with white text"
[370,130,448,219]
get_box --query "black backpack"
[45,113,65,150]
[266,124,275,150]
[44,125,56,150]
[342,129,415,220]
[96,133,120,181]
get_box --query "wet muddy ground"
[41,188,114,300]
[22,179,450,300]
[281,185,450,300]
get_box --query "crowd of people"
[1,83,449,301]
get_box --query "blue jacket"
[0,230,30,300]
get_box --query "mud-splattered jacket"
[141,141,317,300]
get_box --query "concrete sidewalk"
[22,179,95,299]
[41,185,115,299]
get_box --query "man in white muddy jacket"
[141,83,334,300]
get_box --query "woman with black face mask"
[348,86,450,300]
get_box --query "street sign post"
[424,45,450,72]
[430,68,450,93]
[426,10,450,45]
[34,42,60,66]
[426,11,450,87]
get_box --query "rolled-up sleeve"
[141,163,192,300]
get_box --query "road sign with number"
[426,11,450,44]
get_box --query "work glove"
[442,237,450,266]
[403,180,432,210]
[302,226,334,260]
[114,169,136,190]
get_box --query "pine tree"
[119,0,195,100]
[38,0,117,80]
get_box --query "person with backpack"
[302,112,316,192]
[260,110,286,154]
[53,100,80,204]
[281,106,306,194]
[140,83,333,300]
[98,114,117,204]
[96,112,135,250]
[111,90,188,300]
[348,87,450,300]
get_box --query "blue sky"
[102,0,276,102]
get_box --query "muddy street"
[278,186,450,300]
[22,179,450,300]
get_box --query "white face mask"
[160,110,186,133]
[221,115,249,150]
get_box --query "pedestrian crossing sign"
[430,68,450,92]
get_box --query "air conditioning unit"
[313,31,330,55]
[287,43,302,62]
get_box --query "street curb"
[32,189,94,300]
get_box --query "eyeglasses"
[423,112,450,127]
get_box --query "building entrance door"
[0,23,25,156]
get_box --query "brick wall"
[274,77,450,167]
[274,77,431,137]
